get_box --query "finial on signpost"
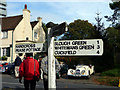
[25,4,27,9]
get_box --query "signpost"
[51,22,68,37]
[47,21,104,90]
[54,39,103,56]
[47,22,68,90]
[15,43,43,53]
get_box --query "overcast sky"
[7,0,113,27]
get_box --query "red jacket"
[19,57,40,80]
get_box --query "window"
[3,48,6,56]
[2,31,8,39]
[34,32,38,39]
[2,47,10,57]
[26,37,29,40]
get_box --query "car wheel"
[67,76,72,79]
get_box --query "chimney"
[22,4,32,41]
[23,4,31,22]
[25,4,27,9]
[37,17,42,26]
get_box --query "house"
[0,4,46,63]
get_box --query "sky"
[6,0,114,28]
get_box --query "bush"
[101,68,120,77]
[96,77,119,87]
[108,79,119,86]
[2,56,7,60]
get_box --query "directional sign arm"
[51,22,68,37]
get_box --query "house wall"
[12,9,33,62]
[1,30,12,47]
[0,30,13,63]
[34,18,45,43]
[14,9,32,41]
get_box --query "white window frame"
[2,48,7,56]
[2,31,8,39]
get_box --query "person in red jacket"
[19,53,40,90]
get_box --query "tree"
[61,19,95,40]
[106,27,119,47]
[105,1,120,28]
[105,27,120,66]
[94,12,106,39]
[42,23,47,34]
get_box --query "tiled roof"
[31,21,38,29]
[1,15,23,31]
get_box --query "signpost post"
[48,28,56,89]
[47,22,67,90]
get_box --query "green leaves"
[62,19,95,40]
[106,27,120,48]
[109,1,120,10]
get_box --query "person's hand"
[19,79,22,83]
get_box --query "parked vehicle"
[0,64,5,73]
[60,64,68,77]
[3,63,15,75]
[67,64,95,79]
[0,62,8,73]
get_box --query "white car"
[67,64,95,79]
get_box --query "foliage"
[2,56,7,60]
[92,14,115,72]
[101,68,120,77]
[108,79,119,86]
[94,13,106,39]
[105,27,120,48]
[42,23,47,39]
[61,19,95,40]
[109,1,120,10]
[104,1,120,67]
[96,77,119,86]
[105,1,120,28]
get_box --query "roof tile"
[1,15,23,31]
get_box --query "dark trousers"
[43,74,48,90]
[43,74,57,90]
[24,79,36,90]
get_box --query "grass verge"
[94,68,120,87]
[101,68,120,77]
[95,76,119,86]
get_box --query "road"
[1,74,119,90]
